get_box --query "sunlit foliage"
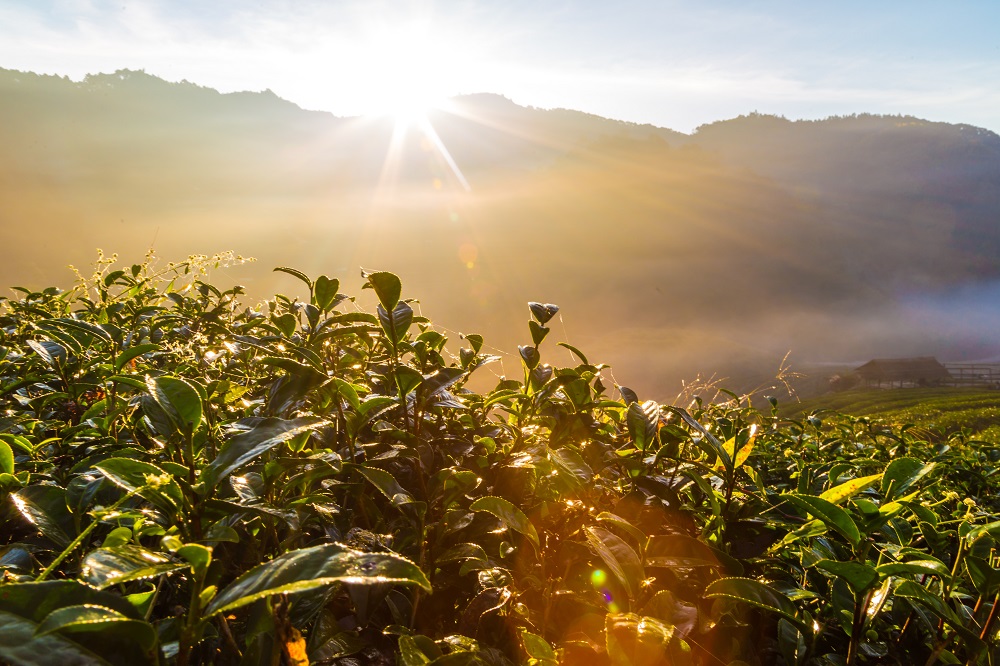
[1,255,998,664]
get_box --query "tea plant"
[0,255,998,665]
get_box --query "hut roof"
[853,357,952,383]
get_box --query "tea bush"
[0,255,998,665]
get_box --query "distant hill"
[2,67,999,399]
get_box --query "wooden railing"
[942,363,1000,387]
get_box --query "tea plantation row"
[0,255,998,665]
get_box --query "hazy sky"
[2,0,999,133]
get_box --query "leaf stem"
[36,484,143,582]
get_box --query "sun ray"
[414,114,471,192]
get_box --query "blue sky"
[2,0,998,133]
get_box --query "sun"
[350,21,453,122]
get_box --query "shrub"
[0,254,998,665]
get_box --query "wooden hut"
[853,357,952,388]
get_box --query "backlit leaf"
[364,271,402,312]
[205,544,430,617]
[113,344,160,373]
[784,494,861,546]
[0,440,12,475]
[520,628,557,664]
[704,578,806,632]
[606,613,692,666]
[82,546,186,589]
[470,496,539,553]
[200,417,327,489]
[146,375,202,434]
[347,464,415,506]
[627,400,659,451]
[528,302,559,325]
[881,458,935,501]
[586,526,644,602]
[313,275,340,311]
[378,301,413,343]
[11,485,75,548]
[0,581,151,666]
[94,458,184,514]
[818,473,883,505]
[274,266,313,290]
[815,560,879,595]
[36,604,157,650]
[876,559,951,581]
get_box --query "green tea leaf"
[200,416,327,489]
[528,302,559,325]
[147,375,202,434]
[36,604,157,650]
[418,368,465,402]
[716,424,758,471]
[528,320,549,346]
[784,494,861,545]
[518,345,540,370]
[470,496,540,553]
[550,447,594,486]
[113,344,160,373]
[273,266,313,289]
[0,611,112,666]
[876,559,951,581]
[463,334,484,354]
[0,581,150,666]
[666,406,731,472]
[398,635,432,665]
[586,526,644,602]
[328,377,362,411]
[557,341,589,365]
[42,318,114,345]
[818,473,882,505]
[177,544,213,578]
[272,312,298,338]
[965,556,1000,597]
[364,271,402,312]
[596,513,647,549]
[82,546,186,589]
[394,366,423,397]
[205,544,430,617]
[895,580,986,650]
[27,339,66,368]
[10,485,75,548]
[964,520,1000,544]
[0,439,13,475]
[313,275,340,311]
[519,628,557,664]
[605,612,692,666]
[347,464,415,506]
[627,400,659,452]
[378,301,413,343]
[94,458,184,514]
[815,560,879,595]
[645,534,738,573]
[881,458,935,501]
[704,577,806,632]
